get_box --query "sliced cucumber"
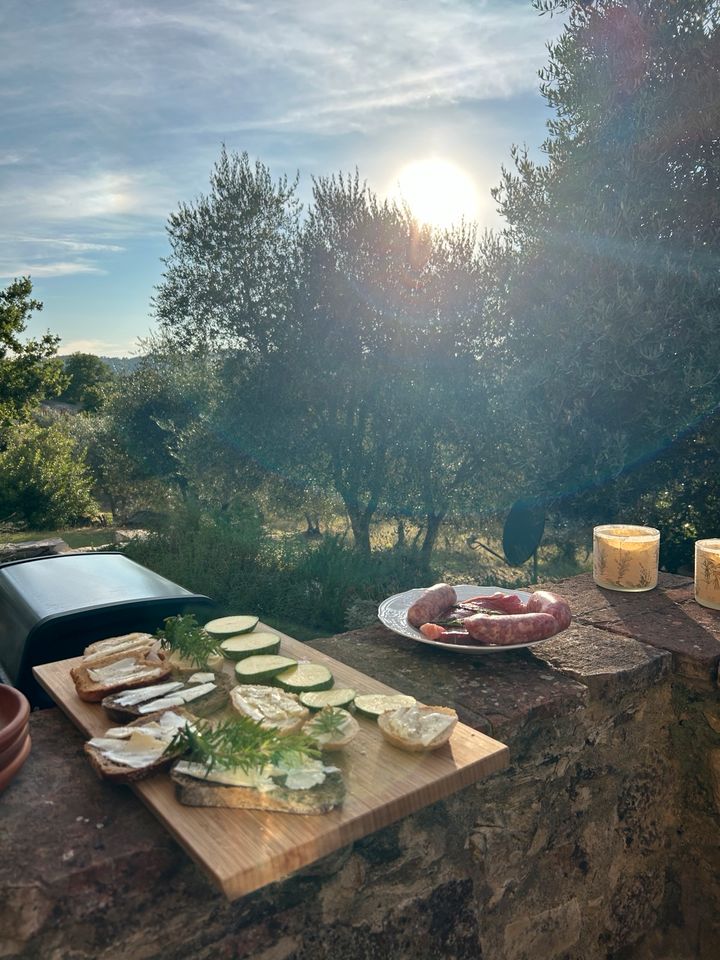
[275,662,334,693]
[354,693,417,718]
[220,632,280,661]
[204,615,259,638]
[300,688,357,710]
[234,655,297,682]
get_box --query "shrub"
[0,420,98,527]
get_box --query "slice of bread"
[71,650,172,703]
[377,704,457,752]
[102,671,232,722]
[170,767,345,814]
[229,684,310,734]
[84,709,193,783]
[82,632,155,664]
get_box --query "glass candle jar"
[592,525,660,592]
[694,539,720,610]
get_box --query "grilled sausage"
[526,591,572,631]
[407,583,457,628]
[463,611,558,645]
[456,592,527,616]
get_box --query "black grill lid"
[0,552,214,704]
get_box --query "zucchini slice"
[204,615,259,638]
[220,632,280,661]
[275,663,334,693]
[354,693,417,718]
[300,688,357,710]
[234,655,297,682]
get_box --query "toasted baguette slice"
[170,767,345,814]
[84,709,193,783]
[303,707,359,750]
[82,632,155,666]
[377,704,457,752]
[102,671,232,722]
[71,650,172,703]
[230,684,310,734]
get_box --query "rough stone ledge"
[530,624,671,701]
[537,573,720,689]
[308,625,588,740]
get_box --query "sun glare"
[391,158,479,229]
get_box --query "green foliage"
[123,506,433,634]
[156,614,223,668]
[168,716,319,773]
[155,147,300,353]
[491,0,720,548]
[150,153,511,559]
[0,420,98,528]
[0,278,67,426]
[58,352,115,410]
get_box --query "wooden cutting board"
[34,629,508,900]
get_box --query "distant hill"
[98,356,142,375]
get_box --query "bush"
[0,420,98,527]
[123,511,434,634]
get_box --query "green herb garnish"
[167,716,320,773]
[156,614,222,668]
[306,708,349,738]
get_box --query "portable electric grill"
[0,552,214,706]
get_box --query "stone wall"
[2,573,719,960]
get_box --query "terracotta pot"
[0,686,30,752]
[0,735,31,793]
[0,723,29,768]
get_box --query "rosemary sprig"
[306,708,349,738]
[167,716,320,773]
[156,614,222,668]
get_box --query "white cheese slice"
[88,730,168,769]
[174,760,276,791]
[87,657,160,684]
[187,672,215,684]
[102,711,191,742]
[230,684,307,730]
[83,638,154,666]
[136,681,216,714]
[112,681,184,707]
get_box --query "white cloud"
[58,337,140,357]
[0,261,104,279]
[16,237,125,253]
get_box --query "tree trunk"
[395,519,406,549]
[420,513,445,560]
[347,507,372,556]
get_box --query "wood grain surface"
[34,627,508,900]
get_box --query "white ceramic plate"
[377,584,539,654]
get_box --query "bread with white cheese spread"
[84,709,193,783]
[377,704,457,752]
[71,649,172,702]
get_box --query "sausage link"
[526,591,572,631]
[407,583,457,628]
[463,611,558,645]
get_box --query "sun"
[390,158,479,229]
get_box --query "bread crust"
[170,768,345,813]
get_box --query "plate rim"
[377,583,551,654]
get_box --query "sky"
[0,0,564,357]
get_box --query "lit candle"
[694,539,720,610]
[593,525,660,592]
